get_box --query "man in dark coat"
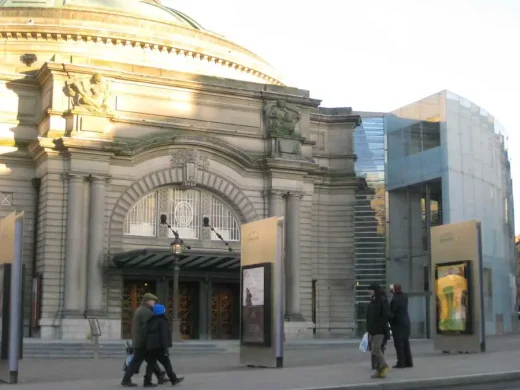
[146,304,184,386]
[366,283,393,378]
[389,284,413,368]
[121,293,160,387]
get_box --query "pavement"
[5,335,520,389]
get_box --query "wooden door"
[211,283,238,339]
[121,280,156,339]
[168,282,197,340]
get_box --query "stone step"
[21,339,233,359]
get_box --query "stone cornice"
[311,113,362,127]
[35,63,315,106]
[0,26,283,86]
[117,135,259,170]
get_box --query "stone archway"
[108,166,259,252]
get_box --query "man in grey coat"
[121,293,159,387]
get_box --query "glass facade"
[353,114,387,336]
[386,91,516,336]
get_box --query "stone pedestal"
[65,111,114,140]
[60,318,122,340]
[270,137,303,159]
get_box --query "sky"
[166,0,520,231]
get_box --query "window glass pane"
[210,196,240,241]
[124,192,157,236]
[168,189,200,239]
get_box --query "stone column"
[268,190,284,217]
[63,174,85,317]
[86,176,107,316]
[285,192,304,321]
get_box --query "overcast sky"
[166,0,520,231]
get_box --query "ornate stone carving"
[264,99,301,137]
[170,149,210,187]
[64,73,113,114]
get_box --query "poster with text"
[435,261,472,334]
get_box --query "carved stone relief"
[64,73,114,115]
[157,188,170,238]
[170,149,210,187]
[263,99,301,137]
[200,192,212,240]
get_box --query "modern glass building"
[386,90,516,337]
[353,112,387,336]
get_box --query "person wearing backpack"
[146,304,184,386]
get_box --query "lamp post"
[170,237,183,342]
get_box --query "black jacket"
[366,293,393,336]
[146,315,173,351]
[389,293,411,339]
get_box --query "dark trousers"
[393,337,413,367]
[147,349,178,383]
[122,347,156,384]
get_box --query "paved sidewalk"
[9,335,520,390]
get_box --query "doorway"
[211,283,239,339]
[167,281,199,340]
[121,279,157,339]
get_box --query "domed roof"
[0,0,204,30]
[0,0,286,85]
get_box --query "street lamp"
[170,236,183,342]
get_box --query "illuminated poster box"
[435,260,473,335]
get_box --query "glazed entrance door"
[211,283,239,340]
[121,279,157,339]
[168,282,198,340]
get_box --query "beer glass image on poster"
[435,261,472,334]
[241,263,272,346]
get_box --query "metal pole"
[172,257,182,342]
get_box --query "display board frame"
[240,262,272,347]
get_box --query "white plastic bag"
[359,332,369,353]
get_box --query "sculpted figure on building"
[264,99,301,137]
[65,73,113,114]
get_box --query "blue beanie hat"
[153,304,165,316]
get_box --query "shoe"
[157,372,167,384]
[172,377,185,386]
[143,383,158,388]
[370,371,382,379]
[121,381,138,387]
[405,365,413,368]
[379,366,389,378]
[392,364,405,369]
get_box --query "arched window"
[123,188,240,241]
[210,196,240,241]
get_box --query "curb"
[292,371,520,390]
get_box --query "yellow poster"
[435,262,470,333]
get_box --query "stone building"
[0,0,360,340]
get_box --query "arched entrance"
[110,178,257,340]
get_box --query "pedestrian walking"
[366,283,393,379]
[146,304,184,386]
[389,284,413,368]
[121,293,160,387]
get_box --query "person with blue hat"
[146,304,184,386]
